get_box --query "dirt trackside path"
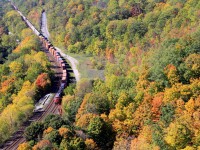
[41,11,80,82]
[56,47,80,82]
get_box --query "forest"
[1,0,200,149]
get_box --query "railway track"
[1,45,62,150]
[3,103,59,150]
[0,3,66,149]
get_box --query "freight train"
[11,2,68,105]
[39,34,68,104]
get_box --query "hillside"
[1,0,200,149]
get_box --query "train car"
[55,54,60,61]
[53,83,65,104]
[45,40,50,49]
[49,46,54,55]
[55,52,60,61]
[39,33,43,40]
[51,48,56,56]
[53,51,57,57]
[61,83,65,89]
[60,59,64,67]
[61,76,67,87]
[45,41,49,49]
[57,56,62,62]
[63,70,67,77]
[47,43,51,50]
[39,34,45,43]
[58,58,63,67]
[62,63,66,70]
[62,76,66,82]
[55,52,60,57]
[52,48,56,56]
[53,93,61,104]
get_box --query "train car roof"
[61,83,65,87]
[55,92,61,97]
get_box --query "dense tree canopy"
[1,0,200,149]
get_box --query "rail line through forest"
[0,1,72,149]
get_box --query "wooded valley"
[0,0,200,149]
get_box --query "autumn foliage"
[4,0,200,149]
[32,140,52,150]
[17,142,31,150]
[35,73,51,91]
[0,34,51,143]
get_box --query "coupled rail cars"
[39,34,68,104]
[11,2,68,105]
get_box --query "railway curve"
[40,10,80,82]
[0,2,71,150]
